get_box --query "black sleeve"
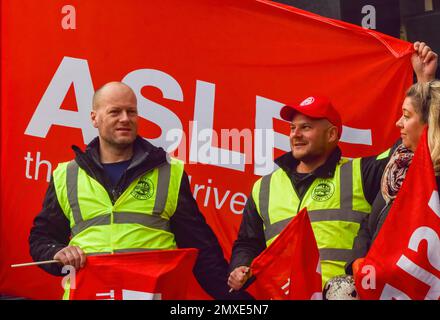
[170,171,252,300]
[360,155,389,205]
[229,195,266,272]
[346,215,372,274]
[348,139,401,274]
[360,139,401,205]
[28,178,71,276]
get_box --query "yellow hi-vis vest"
[252,158,371,286]
[52,158,184,254]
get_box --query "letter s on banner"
[123,69,183,151]
[407,226,440,272]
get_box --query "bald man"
[29,82,249,300]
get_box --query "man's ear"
[91,110,98,128]
[328,126,338,143]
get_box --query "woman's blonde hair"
[406,80,440,175]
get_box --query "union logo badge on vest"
[311,180,335,201]
[131,176,154,200]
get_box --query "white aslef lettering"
[25,56,97,144]
[123,69,183,151]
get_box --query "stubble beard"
[102,134,136,152]
[292,144,323,164]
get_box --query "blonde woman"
[348,79,440,275]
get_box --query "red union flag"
[69,249,198,300]
[246,208,322,300]
[356,129,440,300]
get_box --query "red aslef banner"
[356,129,440,300]
[1,0,412,299]
[247,208,322,300]
[69,249,198,300]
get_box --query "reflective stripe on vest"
[253,158,370,283]
[66,161,173,237]
[53,158,184,253]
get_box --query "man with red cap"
[227,40,438,296]
[227,94,392,291]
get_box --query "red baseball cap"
[280,96,342,138]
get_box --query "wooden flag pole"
[11,260,60,268]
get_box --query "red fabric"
[1,0,412,299]
[356,129,440,300]
[247,208,322,300]
[70,249,198,300]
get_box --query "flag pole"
[11,260,60,268]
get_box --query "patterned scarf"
[381,144,414,204]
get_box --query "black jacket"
[345,141,402,274]
[230,147,391,272]
[29,136,251,300]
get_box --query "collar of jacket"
[71,136,169,180]
[274,147,342,179]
